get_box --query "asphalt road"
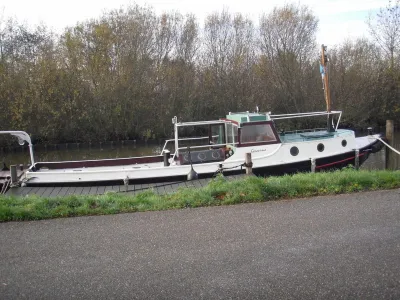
[1,189,400,299]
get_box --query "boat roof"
[225,112,271,123]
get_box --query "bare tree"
[175,14,199,64]
[367,0,400,68]
[259,3,318,112]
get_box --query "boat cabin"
[224,112,280,147]
[165,112,281,165]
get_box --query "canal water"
[1,131,399,170]
[359,130,399,171]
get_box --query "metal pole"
[10,165,17,185]
[28,144,35,166]
[173,117,179,157]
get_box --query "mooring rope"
[119,180,187,194]
[377,137,400,156]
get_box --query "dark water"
[1,132,399,170]
[0,142,161,167]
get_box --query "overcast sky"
[1,0,389,46]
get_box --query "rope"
[213,163,246,176]
[377,137,400,156]
[220,163,245,171]
[118,180,186,194]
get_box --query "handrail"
[271,111,341,120]
[0,131,35,165]
[281,128,327,135]
[270,111,341,117]
[271,111,342,131]
[335,111,342,131]
[162,135,219,153]
[176,120,229,126]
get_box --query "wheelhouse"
[162,112,281,165]
[224,112,280,147]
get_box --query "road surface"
[1,189,400,299]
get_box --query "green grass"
[1,169,399,222]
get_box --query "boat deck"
[279,129,351,143]
[5,174,248,197]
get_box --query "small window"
[240,124,277,144]
[317,143,325,152]
[342,140,347,147]
[290,146,299,156]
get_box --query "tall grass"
[0,169,399,222]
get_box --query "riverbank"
[0,169,399,222]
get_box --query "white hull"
[24,131,382,185]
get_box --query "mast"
[320,44,334,132]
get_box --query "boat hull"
[23,136,384,187]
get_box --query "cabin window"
[210,124,226,145]
[240,124,277,144]
[226,123,238,144]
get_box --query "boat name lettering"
[251,149,266,153]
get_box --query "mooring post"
[124,176,129,192]
[163,150,170,167]
[355,149,360,170]
[245,153,253,175]
[311,158,316,173]
[10,165,17,185]
[385,120,394,170]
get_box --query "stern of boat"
[354,133,385,166]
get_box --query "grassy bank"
[1,169,400,222]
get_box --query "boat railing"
[280,128,327,135]
[270,110,341,119]
[271,111,342,131]
[0,131,35,165]
[161,135,219,154]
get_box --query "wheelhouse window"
[210,124,226,145]
[226,123,238,144]
[240,124,277,144]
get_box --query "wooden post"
[10,165,17,185]
[245,153,253,175]
[355,149,360,170]
[385,120,394,170]
[311,158,316,173]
